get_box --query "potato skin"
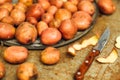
[0,62,5,79]
[97,0,116,14]
[0,22,15,39]
[1,16,14,25]
[0,0,12,5]
[15,22,37,44]
[17,62,38,80]
[40,47,60,65]
[0,8,9,21]
[4,46,28,64]
[0,2,13,12]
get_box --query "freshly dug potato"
[63,1,77,13]
[40,47,60,65]
[41,13,54,24]
[26,3,44,20]
[1,16,14,25]
[37,21,48,36]
[0,0,12,5]
[97,0,116,14]
[18,0,33,7]
[10,9,25,25]
[15,22,37,44]
[38,0,50,11]
[14,2,27,13]
[78,0,95,15]
[41,28,62,45]
[55,9,72,23]
[0,22,15,39]
[0,2,13,12]
[26,17,38,25]
[47,5,58,15]
[4,46,28,64]
[0,62,5,79]
[49,18,61,28]
[71,11,92,30]
[59,19,77,40]
[49,0,63,8]
[17,62,38,80]
[0,8,9,21]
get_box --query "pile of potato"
[0,0,116,79]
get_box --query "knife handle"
[75,49,100,80]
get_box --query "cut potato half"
[68,46,76,56]
[115,36,120,49]
[96,48,118,63]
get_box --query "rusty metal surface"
[0,0,120,80]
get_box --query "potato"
[26,17,38,26]
[0,62,5,79]
[63,1,77,13]
[10,9,25,25]
[38,0,50,11]
[26,3,44,20]
[68,0,79,5]
[59,19,77,40]
[37,21,48,36]
[40,47,60,65]
[78,0,95,15]
[47,5,58,15]
[0,8,9,21]
[17,62,38,80]
[49,18,61,28]
[97,0,116,14]
[41,13,54,24]
[71,11,92,30]
[4,46,28,64]
[0,22,15,39]
[0,0,12,5]
[41,28,62,45]
[49,0,63,8]
[14,2,27,13]
[55,9,72,23]
[1,16,14,25]
[15,22,37,44]
[0,2,13,12]
[18,0,33,7]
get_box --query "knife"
[75,27,110,80]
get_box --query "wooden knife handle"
[75,49,100,80]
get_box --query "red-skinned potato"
[4,46,28,64]
[0,0,12,5]
[63,1,77,13]
[17,62,38,80]
[55,9,72,23]
[49,0,63,8]
[26,3,44,20]
[47,5,58,15]
[37,21,48,36]
[26,17,38,26]
[10,9,25,25]
[71,11,92,30]
[41,28,62,45]
[41,13,54,24]
[97,0,116,14]
[59,19,77,40]
[15,22,37,44]
[0,8,9,21]
[0,22,15,39]
[78,0,95,15]
[0,2,13,12]
[40,47,60,65]
[1,16,14,25]
[18,0,33,7]
[38,0,50,11]
[0,62,5,79]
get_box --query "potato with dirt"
[0,8,9,21]
[0,22,15,39]
[97,0,116,14]
[4,46,28,64]
[17,62,38,80]
[40,47,60,65]
[0,62,5,79]
[15,22,37,44]
[1,16,14,25]
[0,2,13,12]
[71,11,92,30]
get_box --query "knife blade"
[75,27,110,80]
